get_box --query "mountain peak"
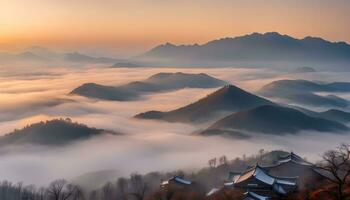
[163,42,176,47]
[135,84,274,123]
[263,32,284,37]
[211,84,254,98]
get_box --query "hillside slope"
[200,105,348,136]
[135,85,275,123]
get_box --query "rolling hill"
[299,109,350,124]
[0,118,118,146]
[70,72,227,101]
[70,83,140,101]
[200,105,349,136]
[135,85,275,123]
[260,79,350,94]
[259,79,350,108]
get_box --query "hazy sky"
[0,0,349,54]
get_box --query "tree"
[258,149,265,161]
[88,190,98,200]
[219,156,228,166]
[70,185,85,200]
[317,144,350,200]
[46,179,76,200]
[129,173,148,200]
[38,187,46,200]
[208,158,217,168]
[116,178,128,200]
[101,182,113,200]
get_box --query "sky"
[0,0,350,55]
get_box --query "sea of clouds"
[0,65,349,186]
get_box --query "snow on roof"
[161,180,169,186]
[160,176,192,186]
[277,152,313,166]
[174,176,192,185]
[223,181,234,187]
[206,188,220,196]
[273,183,287,194]
[244,191,269,200]
[275,179,296,186]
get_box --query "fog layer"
[0,66,349,186]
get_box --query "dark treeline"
[1,145,350,200]
[0,149,281,200]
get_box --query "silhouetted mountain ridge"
[0,118,118,146]
[142,32,350,69]
[259,79,350,108]
[200,105,348,136]
[70,83,139,101]
[0,46,119,64]
[135,85,275,123]
[70,72,227,101]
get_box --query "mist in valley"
[0,65,349,189]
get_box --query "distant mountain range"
[199,105,348,136]
[0,46,119,64]
[111,62,141,68]
[70,72,227,101]
[260,79,350,93]
[135,85,275,123]
[299,108,350,124]
[140,32,350,69]
[259,79,350,108]
[0,118,118,147]
[291,66,316,73]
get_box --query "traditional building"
[263,152,325,188]
[160,175,193,189]
[223,152,328,199]
[233,165,297,196]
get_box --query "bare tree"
[129,173,148,200]
[219,156,228,166]
[116,178,128,200]
[318,144,350,200]
[258,149,265,161]
[38,187,46,200]
[208,158,217,168]
[89,190,98,200]
[101,182,113,200]
[47,179,76,200]
[70,185,85,200]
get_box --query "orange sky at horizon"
[0,0,349,54]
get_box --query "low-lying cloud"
[0,65,350,187]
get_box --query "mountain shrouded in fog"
[0,118,118,147]
[0,46,119,64]
[200,105,349,136]
[259,79,350,108]
[135,85,275,123]
[70,72,227,101]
